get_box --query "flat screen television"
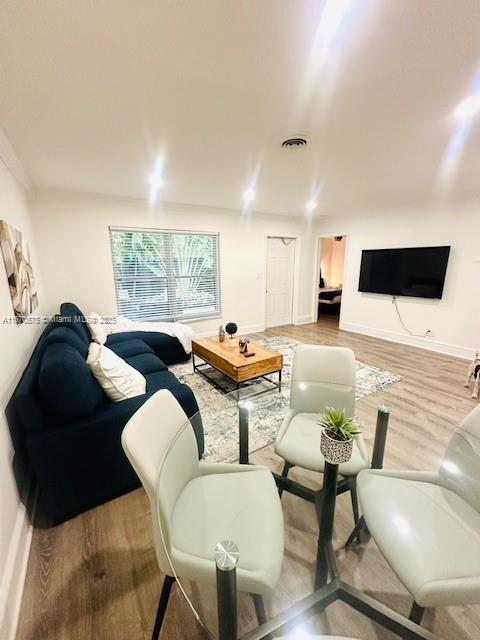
[358,246,451,299]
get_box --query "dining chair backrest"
[121,389,199,574]
[289,345,356,417]
[439,403,480,513]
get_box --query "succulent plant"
[319,407,361,442]
[225,322,238,336]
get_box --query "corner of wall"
[0,130,38,640]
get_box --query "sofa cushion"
[106,330,188,365]
[43,326,89,358]
[126,353,168,375]
[26,394,149,523]
[58,302,91,344]
[39,343,105,420]
[108,339,154,359]
[8,346,49,438]
[146,370,183,393]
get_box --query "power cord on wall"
[392,296,432,338]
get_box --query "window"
[110,227,221,322]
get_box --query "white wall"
[0,154,44,639]
[30,188,318,332]
[316,204,480,358]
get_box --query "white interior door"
[266,237,296,328]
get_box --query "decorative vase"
[219,325,225,342]
[320,428,353,464]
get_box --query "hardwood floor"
[16,323,480,640]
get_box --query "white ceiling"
[1,1,480,216]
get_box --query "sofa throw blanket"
[109,315,197,354]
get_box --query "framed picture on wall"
[0,220,39,322]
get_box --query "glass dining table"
[155,381,454,640]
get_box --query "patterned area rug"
[170,337,402,462]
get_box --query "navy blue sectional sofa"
[7,303,203,525]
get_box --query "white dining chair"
[122,389,285,639]
[357,402,480,624]
[275,344,369,523]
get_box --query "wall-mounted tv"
[358,246,451,299]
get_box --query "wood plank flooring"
[16,320,480,639]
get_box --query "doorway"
[316,235,347,327]
[266,236,296,328]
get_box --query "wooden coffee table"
[191,336,283,397]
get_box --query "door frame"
[312,232,349,324]
[264,234,299,328]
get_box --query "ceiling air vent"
[281,136,308,149]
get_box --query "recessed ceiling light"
[243,186,255,205]
[454,93,480,121]
[149,173,164,189]
[316,0,356,51]
[148,156,165,206]
[305,200,317,213]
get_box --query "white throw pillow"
[86,311,107,345]
[87,343,146,401]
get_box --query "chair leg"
[345,515,368,548]
[251,593,267,625]
[409,601,425,625]
[349,478,360,526]
[278,462,293,497]
[151,575,175,640]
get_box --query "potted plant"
[225,322,238,340]
[319,407,361,464]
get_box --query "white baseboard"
[0,499,33,640]
[341,321,473,360]
[196,323,266,338]
[295,314,314,325]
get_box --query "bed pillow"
[87,343,146,401]
[86,311,107,345]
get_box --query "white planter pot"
[320,428,354,464]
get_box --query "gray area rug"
[170,336,402,462]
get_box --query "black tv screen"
[358,246,451,299]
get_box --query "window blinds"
[110,228,221,322]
